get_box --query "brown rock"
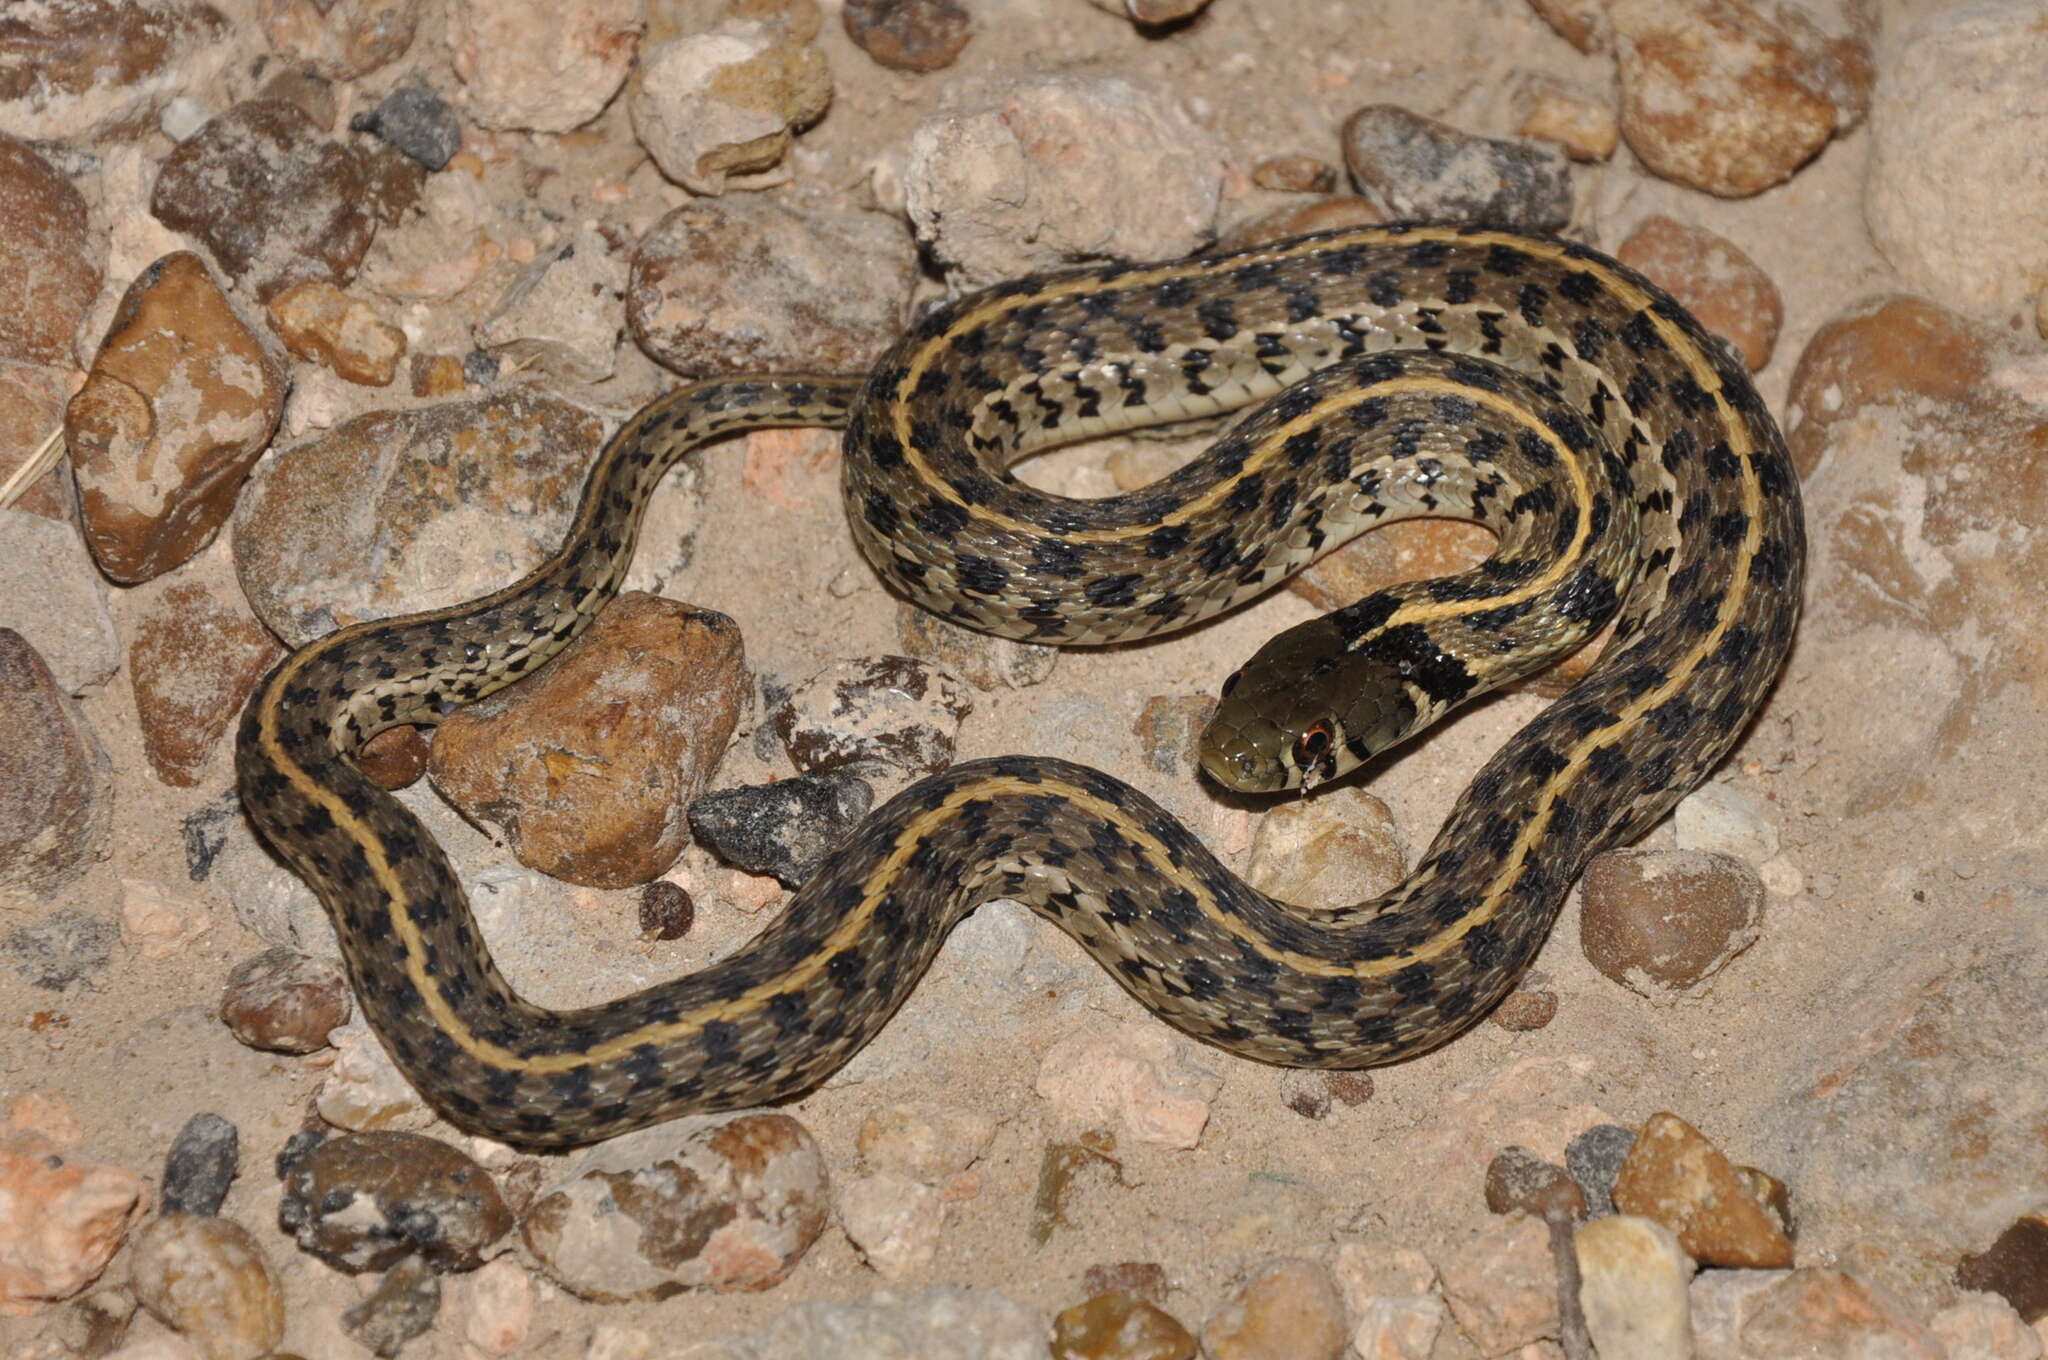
[257,0,422,81]
[408,353,468,398]
[128,1213,287,1360]
[1342,105,1571,232]
[1526,0,1610,52]
[1131,695,1216,777]
[1512,73,1619,163]
[1053,1291,1197,1360]
[1490,980,1559,1032]
[628,194,914,376]
[1202,1259,1347,1360]
[0,0,231,141]
[430,595,748,888]
[0,135,102,366]
[1580,847,1764,995]
[1485,1146,1586,1221]
[150,99,377,301]
[0,361,76,521]
[1249,155,1336,193]
[130,583,284,787]
[278,1130,514,1275]
[1617,215,1782,370]
[637,881,695,941]
[1221,195,1383,250]
[1612,0,1871,198]
[0,629,112,896]
[219,947,351,1054]
[357,725,430,789]
[1957,1213,2048,1323]
[66,253,289,584]
[773,654,972,779]
[843,0,971,72]
[1611,1112,1793,1268]
[266,281,407,386]
[1739,1269,1943,1357]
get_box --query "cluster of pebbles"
[4,0,2048,1357]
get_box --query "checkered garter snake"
[237,223,1803,1148]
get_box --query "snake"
[237,222,1804,1149]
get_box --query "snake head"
[1198,616,1422,794]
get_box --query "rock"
[1082,1262,1169,1307]
[0,1130,149,1310]
[129,583,284,787]
[259,0,421,81]
[1866,3,2048,318]
[1737,1268,1943,1358]
[1082,0,1212,22]
[638,880,696,941]
[0,631,113,897]
[683,1285,1045,1358]
[128,1214,286,1360]
[119,877,214,959]
[253,59,339,125]
[409,353,468,398]
[856,1103,998,1184]
[1131,696,1215,777]
[1930,1294,2043,1359]
[0,363,73,521]
[350,86,460,170]
[838,1172,943,1277]
[460,1257,534,1354]
[1615,216,1782,371]
[0,134,102,366]
[0,0,233,142]
[1491,979,1560,1032]
[357,726,431,790]
[628,194,914,376]
[1034,1024,1222,1150]
[230,389,614,645]
[1331,1243,1444,1360]
[1580,848,1765,997]
[687,770,874,887]
[522,1113,829,1297]
[66,253,289,584]
[1957,1214,2048,1324]
[218,947,350,1055]
[1277,1070,1332,1121]
[150,100,376,301]
[629,22,830,195]
[1512,73,1618,162]
[1565,1123,1636,1218]
[1052,1291,1196,1360]
[314,1015,436,1134]
[1574,1215,1694,1360]
[1341,105,1572,232]
[429,595,748,888]
[342,1255,440,1357]
[1611,1112,1793,1268]
[476,229,629,383]
[4,907,118,990]
[773,654,972,780]
[904,74,1226,289]
[897,602,1058,692]
[1435,1216,1558,1356]
[1485,1146,1586,1222]
[1244,785,1406,911]
[0,511,119,693]
[160,1114,239,1218]
[1201,1259,1347,1360]
[1610,0,1871,198]
[1249,155,1337,193]
[843,0,971,71]
[1527,0,1609,52]
[277,1130,514,1274]
[266,281,407,387]
[1672,782,1779,864]
[448,0,644,132]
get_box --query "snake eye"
[1293,720,1334,770]
[1220,670,1240,698]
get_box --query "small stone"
[904,74,1226,289]
[342,1255,441,1358]
[1491,982,1559,1032]
[120,877,214,960]
[277,1130,514,1275]
[1324,1072,1375,1107]
[1581,848,1765,997]
[0,1130,149,1310]
[356,726,430,790]
[1930,1294,2043,1359]
[843,0,971,72]
[0,134,102,366]
[838,1171,943,1277]
[408,353,467,398]
[1053,1291,1197,1360]
[1616,216,1782,371]
[5,907,118,991]
[1220,195,1384,250]
[1574,1215,1694,1360]
[67,253,289,584]
[1341,104,1571,232]
[160,1114,239,1218]
[1512,73,1618,162]
[1202,1259,1347,1360]
[1436,1217,1558,1355]
[266,282,408,387]
[448,0,644,133]
[255,60,338,126]
[1611,1112,1793,1268]
[628,194,915,375]
[350,87,461,170]
[856,1103,998,1184]
[1331,1243,1444,1360]
[1083,1262,1169,1307]
[0,631,113,897]
[150,99,377,301]
[1527,0,1610,52]
[1611,0,1870,198]
[638,881,696,941]
[896,602,1058,691]
[773,654,972,779]
[629,22,830,195]
[1736,1165,1795,1240]
[1083,0,1212,22]
[461,1257,533,1354]
[1485,1147,1586,1222]
[218,948,351,1055]
[260,0,422,83]
[476,229,629,384]
[1958,1213,2048,1323]
[1132,695,1216,776]
[429,596,748,888]
[1244,786,1405,911]
[1565,1123,1636,1218]
[1673,781,1780,864]
[1278,1070,1331,1120]
[1738,1268,1943,1358]
[129,583,284,787]
[1250,155,1336,193]
[1035,1025,1223,1150]
[687,771,874,888]
[128,1214,285,1360]
[315,1016,435,1134]
[522,1113,829,1298]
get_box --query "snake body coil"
[238,224,1804,1148]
